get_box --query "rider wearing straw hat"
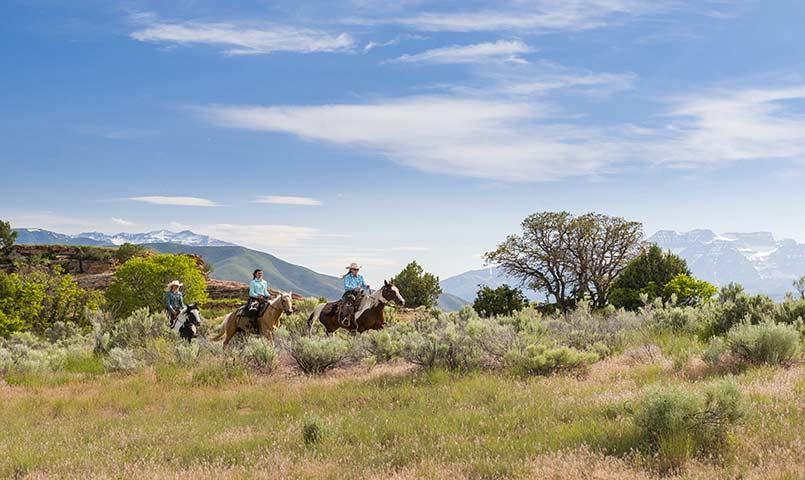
[340,263,369,328]
[165,280,185,322]
[343,263,369,292]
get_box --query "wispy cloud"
[394,40,531,64]
[253,195,322,206]
[348,0,669,32]
[130,17,354,55]
[649,85,805,168]
[200,82,805,182]
[128,196,221,207]
[200,96,616,182]
[111,217,136,226]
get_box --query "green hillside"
[146,243,343,300]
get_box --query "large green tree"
[0,219,17,256]
[609,245,691,310]
[473,284,527,317]
[662,273,717,306]
[485,211,643,311]
[106,254,208,317]
[393,261,442,309]
[0,266,103,337]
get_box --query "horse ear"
[384,280,389,287]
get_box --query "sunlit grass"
[1,357,803,479]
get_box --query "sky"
[2,0,805,285]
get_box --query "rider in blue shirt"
[343,262,369,292]
[246,269,270,326]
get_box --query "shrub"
[113,243,149,264]
[632,379,742,472]
[106,254,208,317]
[543,300,638,355]
[356,328,403,366]
[726,321,800,365]
[103,348,143,374]
[173,341,200,367]
[241,337,278,372]
[473,284,528,317]
[662,274,717,307]
[503,344,598,377]
[190,360,247,387]
[107,308,169,350]
[610,245,691,310]
[302,418,323,446]
[699,284,775,337]
[284,335,353,374]
[401,314,481,371]
[702,337,726,366]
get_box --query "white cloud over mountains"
[128,196,221,207]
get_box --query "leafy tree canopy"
[393,261,442,309]
[106,254,208,317]
[473,284,528,317]
[609,245,690,310]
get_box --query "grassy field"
[2,353,803,479]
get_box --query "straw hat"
[167,280,183,289]
[345,262,361,270]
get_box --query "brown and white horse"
[212,292,294,346]
[307,280,405,335]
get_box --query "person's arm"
[249,280,257,298]
[343,275,351,291]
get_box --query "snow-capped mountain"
[649,230,805,297]
[76,230,235,247]
[14,228,235,248]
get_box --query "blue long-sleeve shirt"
[249,278,270,298]
[343,273,367,291]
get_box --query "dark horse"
[307,280,405,335]
[171,304,203,342]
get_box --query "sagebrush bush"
[241,337,278,372]
[544,300,638,355]
[726,321,800,365]
[356,328,403,366]
[302,417,323,446]
[702,337,726,366]
[109,308,169,350]
[632,379,742,472]
[103,348,143,374]
[503,344,598,377]
[401,314,481,371]
[283,335,353,374]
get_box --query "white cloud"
[253,195,322,206]
[394,40,531,64]
[349,0,668,32]
[501,72,636,97]
[130,19,354,55]
[649,86,805,167]
[128,196,221,207]
[201,95,621,182]
[111,217,136,226]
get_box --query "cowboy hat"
[345,262,361,270]
[167,280,183,288]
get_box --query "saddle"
[328,288,366,329]
[237,298,270,332]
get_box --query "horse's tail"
[306,311,315,336]
[210,314,229,341]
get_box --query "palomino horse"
[307,280,405,335]
[212,292,294,346]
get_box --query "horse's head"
[380,280,405,306]
[278,292,294,315]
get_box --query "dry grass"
[1,357,803,479]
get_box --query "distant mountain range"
[12,228,465,309]
[648,230,805,298]
[14,228,234,247]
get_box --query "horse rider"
[165,280,185,326]
[247,269,270,330]
[340,263,370,327]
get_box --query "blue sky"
[2,0,805,284]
